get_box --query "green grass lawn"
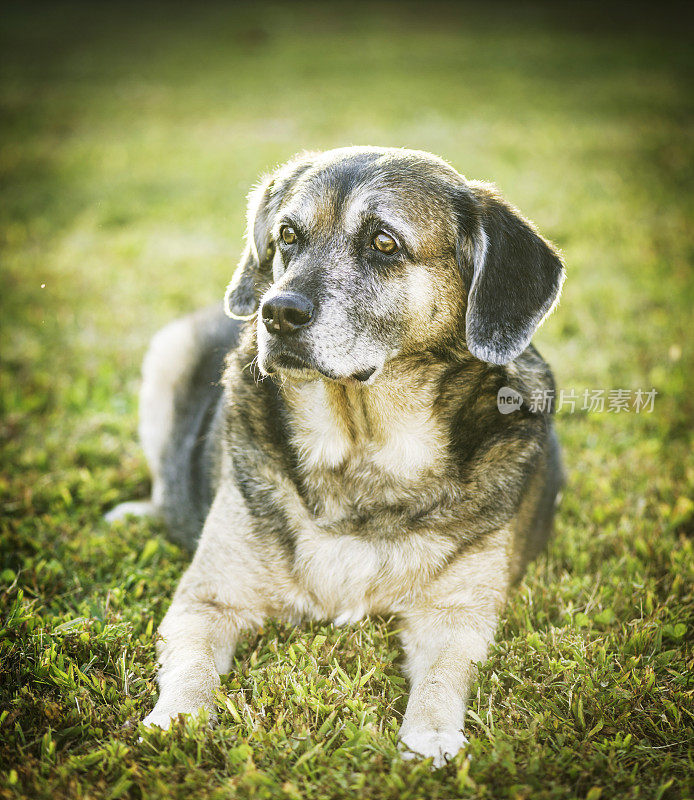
[1,3,692,798]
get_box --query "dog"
[107,146,565,767]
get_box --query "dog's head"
[225,147,564,383]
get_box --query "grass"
[1,2,692,798]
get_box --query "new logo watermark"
[497,387,658,414]
[497,387,523,414]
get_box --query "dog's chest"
[281,381,451,620]
[288,523,452,622]
[287,381,444,483]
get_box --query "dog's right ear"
[224,176,277,320]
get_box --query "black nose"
[261,292,314,336]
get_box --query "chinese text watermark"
[497,387,658,414]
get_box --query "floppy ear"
[461,182,565,365]
[224,176,277,320]
[225,153,319,320]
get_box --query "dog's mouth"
[350,366,377,382]
[267,353,378,385]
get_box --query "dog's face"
[226,147,564,380]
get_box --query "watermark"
[496,386,523,414]
[497,387,658,414]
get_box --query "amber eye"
[372,231,398,254]
[280,225,297,245]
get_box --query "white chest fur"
[286,380,444,480]
[293,529,380,622]
[280,378,450,623]
[287,522,458,623]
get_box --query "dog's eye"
[280,225,297,245]
[372,231,399,255]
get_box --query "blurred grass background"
[1,3,692,799]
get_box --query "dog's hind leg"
[104,499,159,523]
[105,315,200,524]
[105,305,240,542]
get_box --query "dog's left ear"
[459,183,565,365]
[225,153,318,320]
[224,176,277,320]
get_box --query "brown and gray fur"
[107,146,565,767]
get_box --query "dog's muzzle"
[259,290,379,384]
[261,292,314,336]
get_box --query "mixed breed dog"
[107,146,565,767]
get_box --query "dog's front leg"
[398,608,497,767]
[397,543,511,768]
[142,595,258,730]
[398,537,510,766]
[142,489,267,730]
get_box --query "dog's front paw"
[399,726,469,768]
[141,703,216,733]
[141,708,177,732]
